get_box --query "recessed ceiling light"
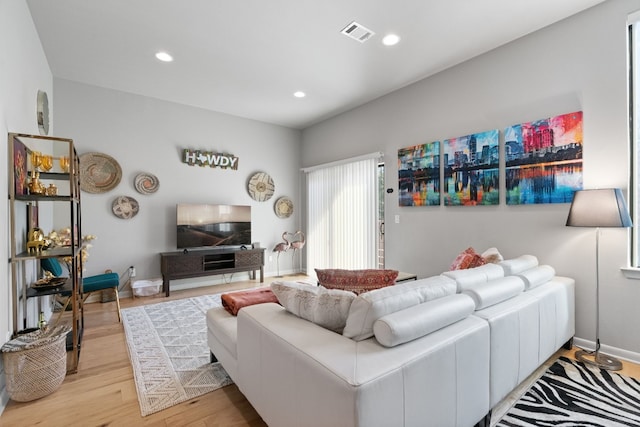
[382,34,400,46]
[293,91,306,98]
[155,51,174,62]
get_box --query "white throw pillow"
[499,255,539,275]
[373,294,475,347]
[441,263,505,292]
[342,275,457,341]
[270,281,356,333]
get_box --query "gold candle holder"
[59,156,70,172]
[40,154,53,172]
[30,151,42,172]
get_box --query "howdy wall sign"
[182,149,239,170]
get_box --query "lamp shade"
[566,188,632,228]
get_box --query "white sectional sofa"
[206,256,575,427]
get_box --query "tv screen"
[177,204,251,249]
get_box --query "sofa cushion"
[315,268,399,295]
[517,265,556,290]
[499,255,539,275]
[441,263,505,292]
[450,247,486,270]
[481,247,504,264]
[373,294,475,347]
[462,276,525,310]
[270,281,356,333]
[342,275,457,341]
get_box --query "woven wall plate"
[112,196,139,219]
[248,172,275,202]
[79,152,122,194]
[134,172,159,194]
[275,197,294,218]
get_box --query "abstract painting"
[443,129,499,206]
[505,111,583,204]
[398,142,440,206]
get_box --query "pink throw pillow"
[315,269,399,295]
[450,247,486,270]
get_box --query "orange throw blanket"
[221,288,279,316]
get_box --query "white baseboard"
[573,337,640,365]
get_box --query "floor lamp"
[565,188,632,371]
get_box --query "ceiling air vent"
[341,21,375,43]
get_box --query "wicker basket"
[1,325,70,402]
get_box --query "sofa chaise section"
[236,302,490,427]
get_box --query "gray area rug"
[497,356,640,426]
[121,294,233,416]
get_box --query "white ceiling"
[26,0,606,130]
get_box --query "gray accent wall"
[302,0,640,356]
[53,79,302,287]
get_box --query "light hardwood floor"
[2,276,640,427]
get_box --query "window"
[303,153,382,274]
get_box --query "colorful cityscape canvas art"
[398,142,440,206]
[505,111,583,204]
[443,129,499,206]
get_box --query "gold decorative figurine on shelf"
[27,227,46,253]
[45,183,58,196]
[28,171,45,194]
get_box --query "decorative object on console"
[247,171,274,201]
[275,196,293,218]
[444,129,499,206]
[566,188,632,371]
[506,111,583,205]
[450,247,486,270]
[112,195,139,219]
[36,90,50,136]
[134,172,159,194]
[398,141,441,206]
[315,268,399,295]
[79,152,122,194]
[272,231,290,277]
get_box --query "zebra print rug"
[497,356,640,426]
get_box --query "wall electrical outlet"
[395,214,400,224]
[129,266,136,278]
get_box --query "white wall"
[0,0,53,412]
[53,79,302,289]
[302,0,640,357]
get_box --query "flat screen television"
[177,204,251,249]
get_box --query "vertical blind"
[304,154,381,275]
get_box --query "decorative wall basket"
[248,172,275,202]
[275,197,293,218]
[79,152,122,194]
[112,196,139,219]
[134,172,159,194]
